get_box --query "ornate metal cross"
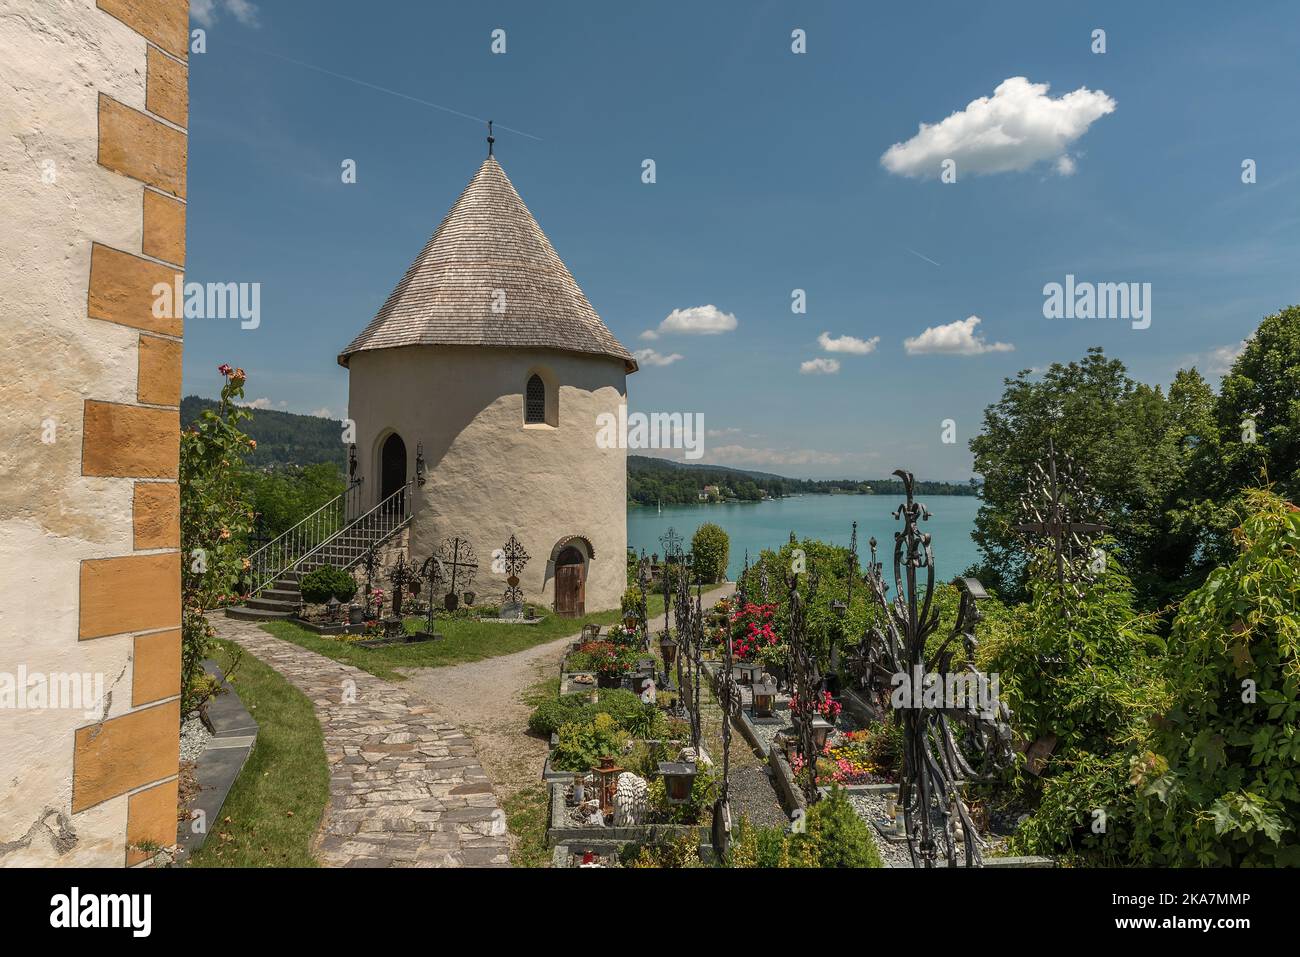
[417,554,446,634]
[498,533,530,606]
[437,537,478,605]
[1013,435,1109,599]
[388,555,418,619]
[860,470,1014,868]
[659,526,684,560]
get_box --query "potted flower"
[594,644,636,689]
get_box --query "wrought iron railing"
[246,479,380,595]
[302,481,411,572]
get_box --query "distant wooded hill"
[181,396,345,469]
[179,399,977,498]
[627,455,978,505]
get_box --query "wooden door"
[555,547,585,617]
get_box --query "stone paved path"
[396,584,738,819]
[210,614,509,868]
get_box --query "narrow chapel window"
[525,374,546,424]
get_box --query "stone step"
[262,587,300,601]
[224,605,293,621]
[246,596,298,612]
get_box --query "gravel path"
[397,585,737,816]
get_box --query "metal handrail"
[299,481,412,574]
[246,479,368,595]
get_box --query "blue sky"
[184,0,1300,481]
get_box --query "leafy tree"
[1133,490,1300,866]
[1169,305,1300,573]
[179,366,256,715]
[691,522,730,584]
[238,462,346,540]
[970,348,1199,606]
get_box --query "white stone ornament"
[613,772,648,826]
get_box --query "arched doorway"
[554,546,586,617]
[380,432,407,501]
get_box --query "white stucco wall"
[346,345,629,612]
[0,0,156,865]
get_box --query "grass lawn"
[503,784,552,867]
[505,675,562,867]
[260,594,670,681]
[187,638,329,868]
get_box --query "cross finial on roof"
[487,120,495,156]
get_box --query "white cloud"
[903,316,1014,356]
[800,357,841,375]
[644,304,738,338]
[818,331,879,355]
[309,407,334,419]
[237,396,274,409]
[192,0,260,28]
[881,77,1116,179]
[709,445,846,467]
[633,348,684,367]
[1200,340,1249,377]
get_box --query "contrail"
[228,43,543,141]
[902,247,942,267]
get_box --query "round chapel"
[338,149,637,614]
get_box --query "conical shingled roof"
[338,155,636,373]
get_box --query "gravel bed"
[847,787,1014,868]
[179,715,211,764]
[727,764,789,829]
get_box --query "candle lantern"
[572,773,586,806]
[326,596,341,622]
[737,661,763,685]
[751,680,777,718]
[831,598,847,617]
[659,635,678,677]
[594,756,624,815]
[657,761,698,805]
[810,714,834,752]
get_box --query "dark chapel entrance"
[380,432,407,502]
[554,546,586,617]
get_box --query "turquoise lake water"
[627,495,982,582]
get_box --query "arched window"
[525,374,546,424]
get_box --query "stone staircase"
[224,481,411,623]
[224,572,301,622]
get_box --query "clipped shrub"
[789,785,883,868]
[691,522,730,584]
[301,566,338,604]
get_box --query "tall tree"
[969,348,1197,605]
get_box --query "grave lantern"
[831,598,847,617]
[810,714,834,752]
[572,773,586,806]
[659,635,678,675]
[751,680,777,718]
[657,761,698,805]
[737,661,763,685]
[326,596,341,622]
[594,756,623,815]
